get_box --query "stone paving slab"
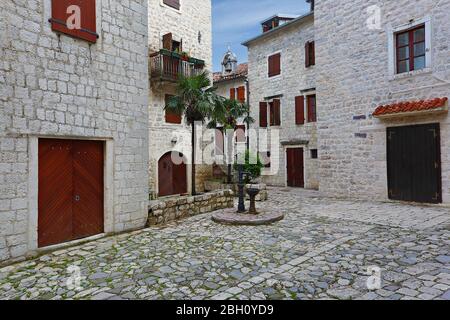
[0,188,448,300]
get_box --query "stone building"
[148,0,213,198]
[0,0,149,263]
[243,12,319,189]
[314,0,450,204]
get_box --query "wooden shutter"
[305,42,310,67]
[273,99,281,126]
[165,95,182,124]
[295,96,305,125]
[259,102,268,128]
[268,53,281,77]
[237,86,246,102]
[50,0,98,43]
[307,95,317,122]
[311,41,315,66]
[163,0,180,10]
[230,88,236,100]
[215,127,224,156]
[235,125,246,143]
[162,33,173,51]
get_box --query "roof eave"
[242,12,314,47]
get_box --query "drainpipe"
[245,78,250,152]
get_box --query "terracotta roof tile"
[213,63,248,83]
[373,97,448,117]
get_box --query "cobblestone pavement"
[0,188,449,300]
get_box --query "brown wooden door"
[387,123,442,204]
[287,148,304,188]
[38,139,104,248]
[158,152,187,197]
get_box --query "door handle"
[74,195,80,202]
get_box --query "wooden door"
[287,148,304,188]
[387,123,442,204]
[158,152,187,197]
[38,139,104,248]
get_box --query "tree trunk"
[191,121,196,196]
[227,164,232,184]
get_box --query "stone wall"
[0,0,149,263]
[315,0,450,203]
[246,15,318,188]
[148,0,213,196]
[147,190,234,225]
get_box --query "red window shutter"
[165,95,182,124]
[163,0,180,10]
[268,53,281,77]
[237,86,245,102]
[259,102,268,128]
[230,88,236,100]
[162,33,173,51]
[311,41,315,66]
[235,125,246,143]
[50,0,98,43]
[307,95,317,122]
[305,42,310,67]
[273,99,281,126]
[295,96,305,125]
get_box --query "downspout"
[245,78,250,152]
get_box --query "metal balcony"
[150,49,205,82]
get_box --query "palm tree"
[165,71,222,195]
[207,98,254,184]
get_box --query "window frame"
[388,17,432,77]
[164,94,182,124]
[162,0,181,11]
[395,25,426,74]
[307,94,317,123]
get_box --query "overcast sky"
[212,0,310,71]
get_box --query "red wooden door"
[287,148,304,188]
[38,139,104,248]
[158,152,187,197]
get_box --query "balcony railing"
[150,49,205,82]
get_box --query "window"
[295,96,305,125]
[235,125,246,143]
[310,149,318,159]
[268,53,281,77]
[163,0,180,10]
[259,102,268,128]
[270,99,281,126]
[305,41,315,67]
[396,25,426,74]
[165,95,182,124]
[162,33,182,52]
[50,0,98,43]
[307,95,317,123]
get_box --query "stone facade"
[148,0,213,197]
[315,0,450,203]
[0,0,149,263]
[244,14,319,189]
[147,189,233,225]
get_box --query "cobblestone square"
[0,188,449,300]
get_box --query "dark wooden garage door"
[158,152,187,197]
[287,148,304,188]
[38,139,104,247]
[387,123,442,204]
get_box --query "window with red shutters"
[50,0,98,43]
[305,41,315,67]
[270,99,281,126]
[259,102,268,128]
[237,86,246,102]
[396,25,426,74]
[268,53,281,77]
[307,95,317,123]
[165,95,182,124]
[230,88,236,100]
[295,96,305,125]
[163,0,180,10]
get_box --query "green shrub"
[234,151,263,184]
